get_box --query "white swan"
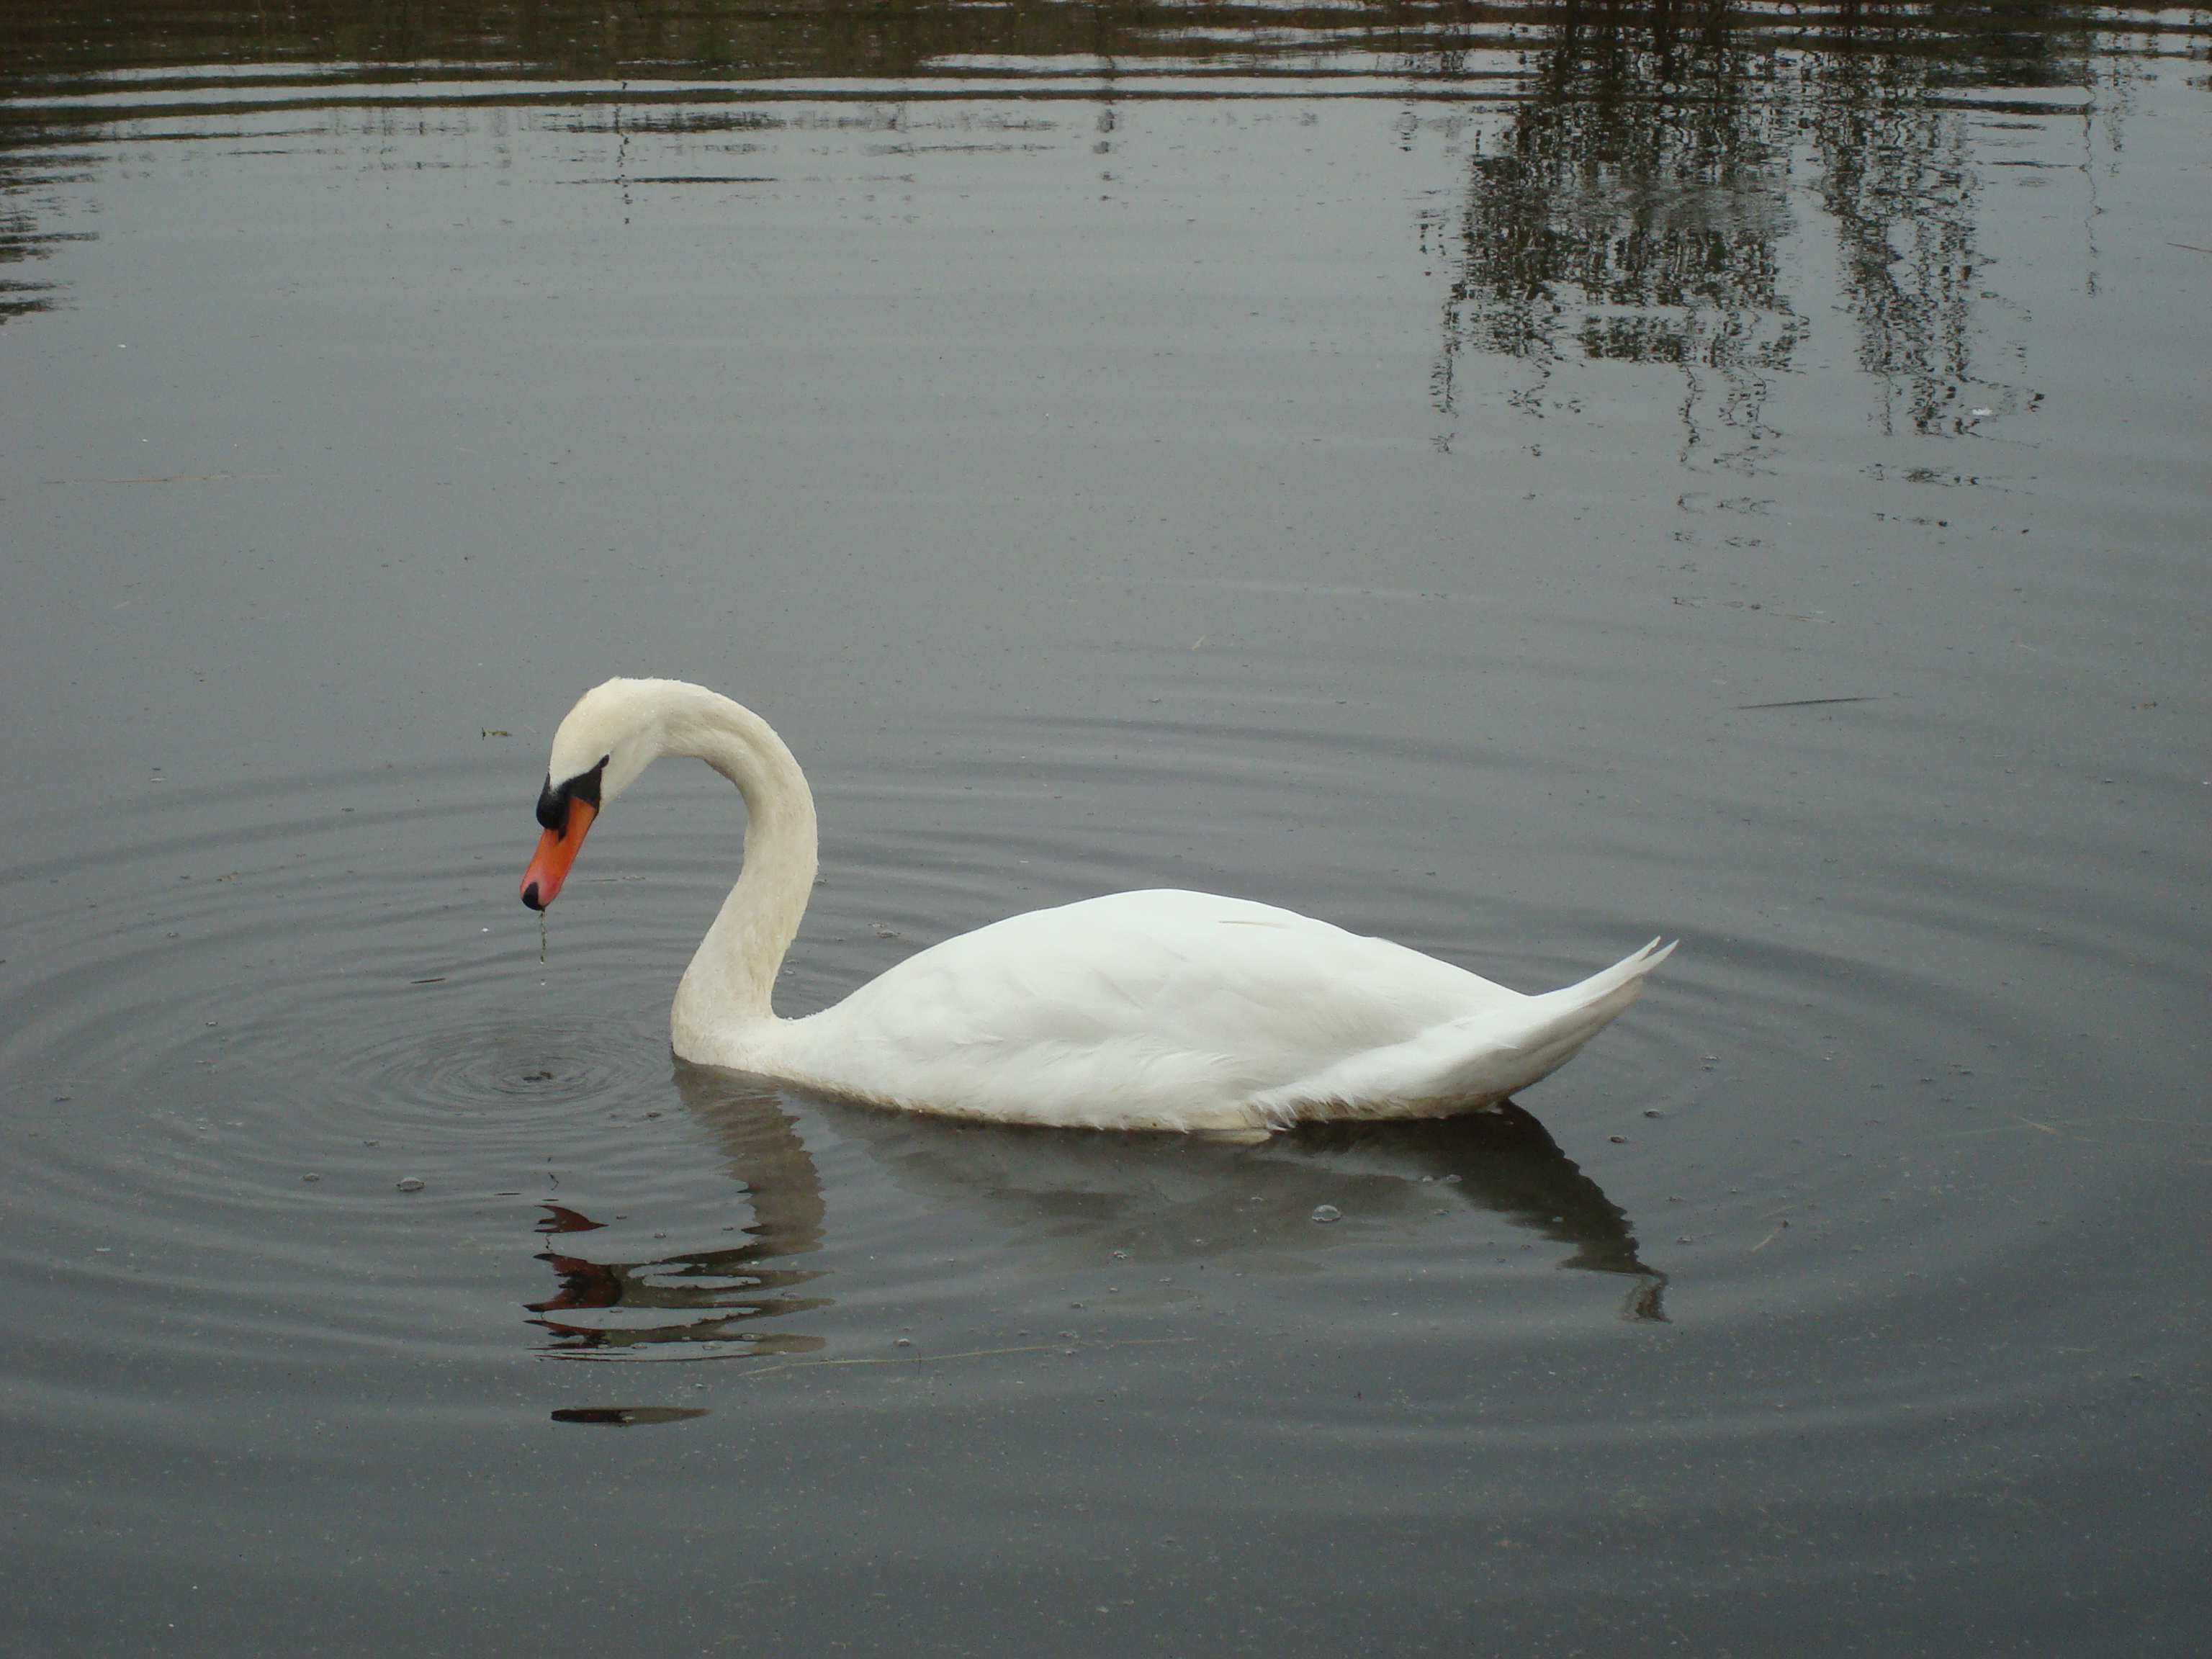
[519,678,1672,1133]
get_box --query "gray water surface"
[1,4,2206,1654]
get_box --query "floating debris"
[550,1406,709,1427]
[1734,696,1876,711]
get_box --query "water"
[2,4,2205,1653]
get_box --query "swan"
[519,678,1673,1134]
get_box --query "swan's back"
[764,890,1649,1132]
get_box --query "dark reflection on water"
[1426,14,1806,468]
[521,1068,1668,1363]
[528,1081,831,1359]
[829,1087,1671,1312]
[0,131,92,323]
[536,1092,1678,1408]
[1423,1,2100,463]
[2,0,2150,405]
[1809,66,2031,435]
[0,0,2147,86]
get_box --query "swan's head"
[519,678,665,912]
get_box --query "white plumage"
[520,678,1671,1133]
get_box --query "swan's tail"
[1458,936,1676,1098]
[1259,938,1676,1123]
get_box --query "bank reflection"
[528,1068,1668,1354]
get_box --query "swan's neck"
[663,691,819,1038]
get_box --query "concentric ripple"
[0,719,2200,1650]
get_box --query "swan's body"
[521,679,1671,1133]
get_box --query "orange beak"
[520,798,596,911]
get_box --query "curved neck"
[662,689,819,1033]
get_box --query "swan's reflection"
[525,1089,831,1359]
[796,1079,1668,1323]
[527,1071,1668,1354]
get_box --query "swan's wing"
[775,889,1522,1128]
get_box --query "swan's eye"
[536,756,608,832]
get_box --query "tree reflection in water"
[528,1069,1668,1359]
[1426,2,1805,472]
[1424,1,2094,461]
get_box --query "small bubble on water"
[1310,1205,1342,1224]
[302,1173,321,1182]
[395,1177,426,1192]
[894,1338,911,1347]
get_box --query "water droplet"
[1310,1204,1342,1224]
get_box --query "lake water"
[1,3,2205,1653]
